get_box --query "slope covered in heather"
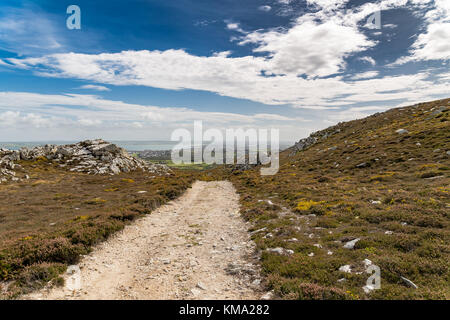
[223,98,449,299]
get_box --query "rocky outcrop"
[0,149,23,183]
[0,139,171,183]
[289,126,342,156]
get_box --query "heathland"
[0,98,448,299]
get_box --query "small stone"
[363,285,375,294]
[370,200,381,205]
[356,162,369,168]
[261,291,274,300]
[363,259,373,267]
[400,276,418,289]
[339,265,352,273]
[308,252,314,257]
[385,231,393,235]
[396,129,409,134]
[252,279,261,287]
[343,238,360,249]
[327,251,333,255]
[267,247,284,255]
[196,282,207,290]
[191,288,201,296]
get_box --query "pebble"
[343,238,360,249]
[261,291,274,300]
[339,265,352,273]
[400,276,418,289]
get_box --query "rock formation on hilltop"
[0,139,171,183]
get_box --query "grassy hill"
[0,98,448,300]
[217,98,449,299]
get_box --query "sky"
[0,0,448,142]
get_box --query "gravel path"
[26,181,261,300]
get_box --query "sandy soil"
[25,181,261,300]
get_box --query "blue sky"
[0,0,448,142]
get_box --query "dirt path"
[26,181,261,300]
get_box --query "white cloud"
[0,91,313,141]
[240,19,375,77]
[0,110,58,128]
[306,0,349,10]
[349,71,379,80]
[225,22,246,33]
[78,118,103,126]
[358,56,376,65]
[397,22,450,63]
[6,49,449,109]
[258,5,272,12]
[0,91,307,126]
[395,0,450,64]
[78,84,111,91]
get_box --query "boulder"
[0,140,171,182]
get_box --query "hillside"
[0,98,448,300]
[219,98,449,299]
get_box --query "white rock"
[363,285,375,294]
[400,276,418,289]
[190,288,201,296]
[343,238,360,249]
[339,265,352,273]
[196,282,207,290]
[252,279,261,286]
[396,129,409,134]
[266,247,284,255]
[261,291,274,300]
[363,259,373,267]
